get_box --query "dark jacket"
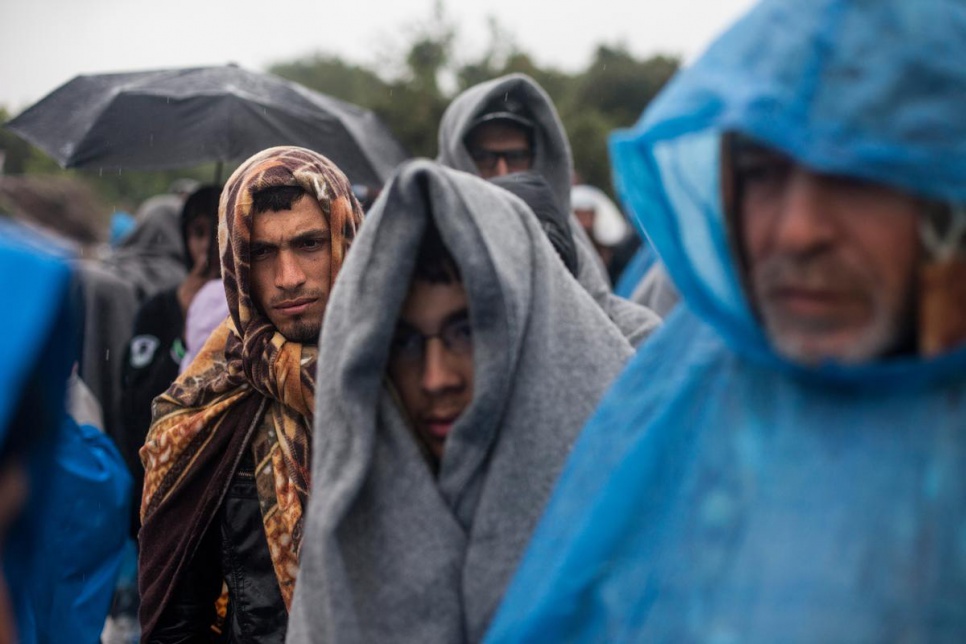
[121,287,183,536]
[149,450,287,643]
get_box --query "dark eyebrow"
[292,228,330,244]
[442,308,470,327]
[393,308,469,336]
[250,240,277,254]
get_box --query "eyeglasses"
[468,147,533,173]
[390,316,473,367]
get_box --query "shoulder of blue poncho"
[485,306,730,643]
[487,300,966,642]
[0,231,74,438]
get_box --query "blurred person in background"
[0,223,131,644]
[105,179,199,302]
[571,183,635,284]
[0,173,139,457]
[120,184,221,536]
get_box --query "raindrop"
[149,134,154,147]
[98,168,103,177]
[105,349,110,361]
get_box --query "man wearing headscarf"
[486,0,966,641]
[138,147,363,642]
[437,73,660,344]
[285,160,634,643]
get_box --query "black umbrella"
[5,64,409,186]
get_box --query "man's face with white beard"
[734,139,922,364]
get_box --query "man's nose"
[421,338,462,393]
[492,155,511,177]
[774,168,839,253]
[275,250,307,290]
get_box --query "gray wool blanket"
[436,73,660,345]
[286,160,635,643]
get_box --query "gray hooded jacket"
[285,160,634,643]
[436,73,660,345]
[105,193,187,302]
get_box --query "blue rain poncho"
[0,230,132,643]
[613,243,657,299]
[486,0,966,641]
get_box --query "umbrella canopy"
[5,64,409,186]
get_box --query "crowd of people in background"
[1,0,965,641]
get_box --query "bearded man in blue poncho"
[485,0,966,642]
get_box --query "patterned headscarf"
[138,147,363,636]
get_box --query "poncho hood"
[610,0,966,385]
[286,159,633,643]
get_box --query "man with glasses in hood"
[486,0,966,641]
[437,73,659,346]
[285,160,634,643]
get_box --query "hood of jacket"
[438,73,573,213]
[439,73,660,344]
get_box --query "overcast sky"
[0,0,756,112]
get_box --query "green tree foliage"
[269,10,679,195]
[558,46,680,191]
[0,107,34,175]
[573,46,679,127]
[270,56,390,113]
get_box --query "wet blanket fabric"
[285,160,634,643]
[138,147,363,640]
[485,0,966,642]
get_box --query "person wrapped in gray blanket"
[285,160,635,643]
